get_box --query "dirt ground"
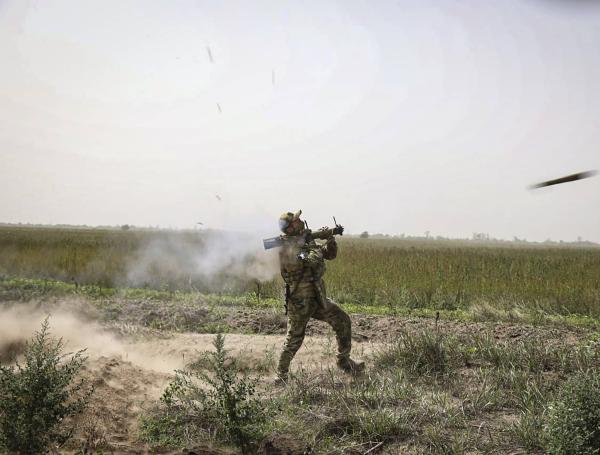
[0,297,593,454]
[69,332,381,454]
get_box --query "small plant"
[0,318,93,454]
[151,333,271,454]
[78,409,111,454]
[374,330,453,377]
[139,411,189,448]
[512,408,547,452]
[546,370,600,455]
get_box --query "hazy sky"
[1,0,599,241]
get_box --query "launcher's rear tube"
[263,236,284,250]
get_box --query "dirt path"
[65,331,381,454]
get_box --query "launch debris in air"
[529,170,597,189]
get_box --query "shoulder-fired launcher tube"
[308,226,343,241]
[262,224,344,250]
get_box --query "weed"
[78,409,111,454]
[546,370,600,454]
[374,330,455,378]
[510,380,550,451]
[2,227,600,317]
[0,318,93,454]
[139,410,190,448]
[199,322,230,334]
[151,334,271,454]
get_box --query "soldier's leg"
[277,299,315,380]
[313,299,352,361]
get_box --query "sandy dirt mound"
[0,303,379,453]
[66,332,379,454]
[68,334,376,453]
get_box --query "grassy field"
[1,226,599,318]
[2,226,600,454]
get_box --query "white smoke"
[125,229,280,289]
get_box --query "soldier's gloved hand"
[297,251,309,261]
[333,225,344,236]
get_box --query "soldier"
[276,210,364,382]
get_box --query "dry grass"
[1,226,600,318]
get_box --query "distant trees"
[360,231,369,239]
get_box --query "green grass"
[190,328,599,454]
[1,226,600,318]
[2,276,600,330]
[5,226,600,454]
[328,238,600,315]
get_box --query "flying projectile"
[529,170,597,189]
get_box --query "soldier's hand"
[333,225,344,236]
[297,251,309,261]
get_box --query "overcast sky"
[1,0,599,241]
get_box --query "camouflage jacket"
[279,236,337,304]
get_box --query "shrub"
[152,333,271,454]
[139,411,189,448]
[546,370,600,455]
[0,318,93,454]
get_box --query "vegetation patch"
[0,319,93,454]
[546,370,600,454]
[2,227,600,318]
[141,334,273,454]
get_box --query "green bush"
[546,371,600,455]
[0,318,93,454]
[151,334,271,454]
[139,411,188,448]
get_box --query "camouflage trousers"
[277,296,352,377]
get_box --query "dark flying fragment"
[216,103,222,113]
[529,170,597,189]
[206,46,214,63]
[215,194,222,201]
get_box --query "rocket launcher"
[263,217,344,250]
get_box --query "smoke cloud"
[124,229,280,291]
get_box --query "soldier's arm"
[321,237,337,260]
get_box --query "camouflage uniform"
[277,229,357,379]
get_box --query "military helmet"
[279,210,302,233]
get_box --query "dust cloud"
[0,302,182,373]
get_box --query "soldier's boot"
[337,357,365,375]
[276,367,289,383]
[274,370,289,387]
[274,371,288,387]
[276,351,293,384]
